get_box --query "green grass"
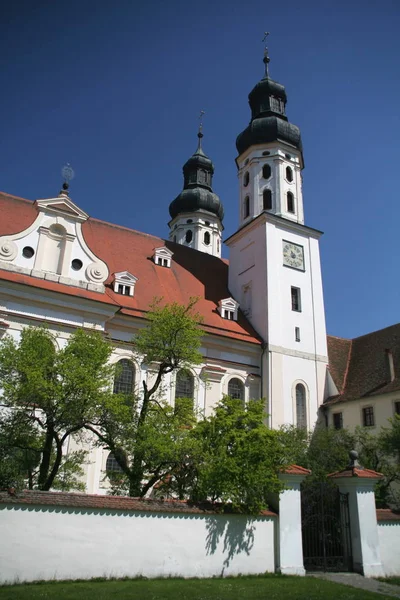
[0,574,397,600]
[377,576,400,586]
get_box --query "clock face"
[282,241,304,270]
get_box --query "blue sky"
[1,0,399,340]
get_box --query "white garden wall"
[377,511,400,577]
[0,491,277,584]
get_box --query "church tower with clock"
[226,45,328,429]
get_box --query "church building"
[0,49,398,494]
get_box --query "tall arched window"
[286,166,293,182]
[244,196,250,218]
[287,192,295,213]
[243,171,249,187]
[263,189,272,210]
[228,378,244,401]
[185,230,193,243]
[113,359,135,395]
[262,164,271,179]
[204,231,210,246]
[175,370,194,400]
[106,452,123,473]
[296,383,307,429]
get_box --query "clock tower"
[226,46,328,430]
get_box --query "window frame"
[113,358,135,396]
[262,164,271,180]
[263,188,272,211]
[244,196,250,219]
[291,286,301,312]
[228,377,245,402]
[287,191,295,213]
[286,166,294,182]
[394,400,400,416]
[333,412,343,430]
[362,406,375,427]
[295,383,307,428]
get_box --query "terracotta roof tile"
[327,324,400,404]
[328,467,384,479]
[376,508,400,522]
[0,490,277,517]
[282,465,311,475]
[0,193,261,345]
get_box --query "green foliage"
[134,297,203,372]
[177,397,293,513]
[0,327,115,491]
[88,298,203,497]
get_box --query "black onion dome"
[169,187,224,220]
[169,131,224,221]
[236,55,303,157]
[236,116,302,156]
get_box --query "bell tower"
[168,118,224,257]
[226,41,328,430]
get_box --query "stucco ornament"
[0,239,18,261]
[86,262,108,283]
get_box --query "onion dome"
[236,48,302,157]
[169,130,224,221]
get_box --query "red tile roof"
[376,508,400,522]
[0,490,277,517]
[0,193,261,345]
[326,324,400,404]
[328,467,384,479]
[282,465,311,476]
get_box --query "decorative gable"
[153,246,173,268]
[0,191,108,293]
[113,271,138,297]
[218,297,239,321]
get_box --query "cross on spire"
[262,31,271,77]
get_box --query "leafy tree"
[177,397,294,513]
[86,298,203,497]
[0,327,114,491]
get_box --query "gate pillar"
[278,465,311,576]
[329,451,384,578]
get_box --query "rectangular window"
[291,287,301,311]
[362,406,375,427]
[333,412,343,430]
[394,401,400,415]
[295,327,300,342]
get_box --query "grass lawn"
[377,577,400,587]
[0,575,397,600]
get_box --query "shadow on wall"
[205,515,255,576]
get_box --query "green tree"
[86,298,203,497]
[180,397,294,513]
[0,327,115,491]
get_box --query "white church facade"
[0,50,398,494]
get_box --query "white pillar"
[278,469,309,576]
[332,476,384,578]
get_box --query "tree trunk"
[37,427,54,489]
[43,435,63,491]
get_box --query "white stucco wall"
[378,521,400,576]
[0,503,276,583]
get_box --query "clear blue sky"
[1,0,399,340]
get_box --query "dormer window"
[218,297,239,321]
[113,271,138,297]
[153,246,173,268]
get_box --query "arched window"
[296,384,307,429]
[262,164,271,179]
[263,189,272,210]
[113,359,135,395]
[204,231,210,246]
[244,196,250,218]
[175,369,194,400]
[286,166,293,182]
[243,171,249,187]
[287,192,295,213]
[185,230,193,243]
[228,378,244,401]
[106,452,123,473]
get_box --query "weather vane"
[61,163,75,192]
